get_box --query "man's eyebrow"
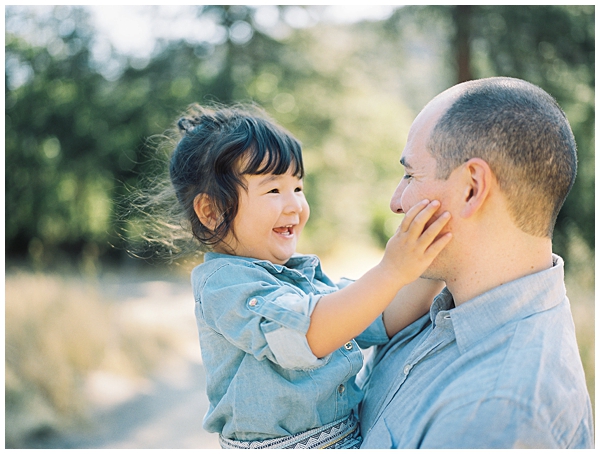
[400,157,413,169]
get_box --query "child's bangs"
[242,137,304,178]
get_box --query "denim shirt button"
[248,298,258,307]
[344,342,353,350]
[338,384,345,394]
[403,364,412,375]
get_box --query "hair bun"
[177,117,200,134]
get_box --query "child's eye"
[294,186,303,192]
[268,188,280,194]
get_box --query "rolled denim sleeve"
[198,263,327,370]
[248,292,327,369]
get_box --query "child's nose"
[284,193,303,213]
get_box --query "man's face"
[390,100,461,279]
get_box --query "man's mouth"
[273,225,294,236]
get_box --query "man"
[358,77,594,448]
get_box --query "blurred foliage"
[5,5,594,269]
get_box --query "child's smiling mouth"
[273,225,294,236]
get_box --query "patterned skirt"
[219,412,362,449]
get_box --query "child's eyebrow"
[256,174,282,186]
[256,173,301,186]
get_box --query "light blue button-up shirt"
[358,255,593,448]
[192,252,389,441]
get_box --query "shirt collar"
[431,254,567,354]
[203,251,321,274]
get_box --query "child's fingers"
[400,199,440,236]
[398,199,429,233]
[417,211,451,246]
[424,231,453,259]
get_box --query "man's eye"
[403,174,413,180]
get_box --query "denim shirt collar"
[430,254,566,354]
[203,251,325,282]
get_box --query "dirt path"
[29,270,221,449]
[44,357,220,449]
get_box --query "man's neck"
[447,230,554,307]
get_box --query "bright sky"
[6,5,400,83]
[87,5,399,58]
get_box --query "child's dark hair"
[169,103,304,250]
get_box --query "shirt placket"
[367,314,455,435]
[333,340,358,415]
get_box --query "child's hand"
[380,199,451,287]
[306,199,450,358]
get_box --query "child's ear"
[193,193,219,231]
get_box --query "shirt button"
[248,298,258,307]
[338,384,345,394]
[403,364,412,375]
[344,342,353,350]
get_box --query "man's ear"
[460,158,493,218]
[193,193,219,231]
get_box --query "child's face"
[219,170,310,265]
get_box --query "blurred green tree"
[5,5,594,268]
[6,6,323,263]
[6,7,114,263]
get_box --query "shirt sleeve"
[197,263,328,370]
[355,314,389,348]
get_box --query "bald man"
[358,77,593,448]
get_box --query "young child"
[168,104,451,449]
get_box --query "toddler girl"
[168,104,451,448]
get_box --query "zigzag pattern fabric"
[219,412,362,449]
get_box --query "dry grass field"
[5,268,192,447]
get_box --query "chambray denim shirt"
[358,255,594,448]
[192,252,389,441]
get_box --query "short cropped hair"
[428,77,577,238]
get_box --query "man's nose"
[390,180,407,214]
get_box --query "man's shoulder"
[441,301,589,434]
[414,311,592,447]
[456,298,583,391]
[496,300,587,402]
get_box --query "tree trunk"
[454,5,473,83]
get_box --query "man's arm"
[382,278,445,338]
